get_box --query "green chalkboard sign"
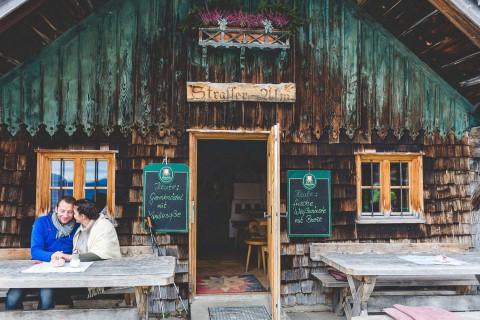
[142,163,189,233]
[287,170,331,237]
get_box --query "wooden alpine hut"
[1,0,480,318]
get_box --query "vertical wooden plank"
[61,37,79,135]
[97,7,118,135]
[23,61,41,135]
[79,23,98,135]
[42,51,60,136]
[117,0,136,133]
[374,33,391,138]
[170,0,189,131]
[343,5,359,139]
[422,74,436,136]
[135,0,154,131]
[152,0,170,127]
[391,49,406,138]
[310,0,327,139]
[406,64,422,140]
[2,74,22,136]
[358,21,374,141]
[328,0,343,143]
[438,88,453,136]
[454,98,469,137]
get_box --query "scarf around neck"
[76,219,96,254]
[51,210,76,238]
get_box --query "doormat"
[197,275,267,294]
[209,306,270,320]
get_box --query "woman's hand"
[59,253,73,261]
[50,251,63,261]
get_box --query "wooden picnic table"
[317,252,480,320]
[0,256,176,320]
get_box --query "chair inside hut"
[196,140,269,294]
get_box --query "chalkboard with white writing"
[287,170,331,237]
[142,163,189,233]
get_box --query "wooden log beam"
[426,0,480,49]
[0,0,46,34]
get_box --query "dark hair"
[74,199,100,220]
[56,196,76,208]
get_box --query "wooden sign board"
[287,170,332,237]
[186,82,296,103]
[142,163,189,233]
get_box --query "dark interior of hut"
[196,140,269,293]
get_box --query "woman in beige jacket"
[60,199,121,262]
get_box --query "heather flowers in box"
[198,8,290,30]
[180,1,302,34]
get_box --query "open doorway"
[196,140,268,294]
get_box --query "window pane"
[401,162,409,186]
[362,162,380,186]
[390,162,400,186]
[63,161,74,187]
[361,163,371,186]
[86,160,108,187]
[362,189,380,213]
[372,163,380,186]
[85,189,107,213]
[51,161,62,187]
[97,161,108,187]
[95,190,107,212]
[402,189,410,212]
[391,189,401,212]
[52,160,74,187]
[85,161,96,187]
[85,189,95,202]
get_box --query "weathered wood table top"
[0,256,176,288]
[318,252,480,276]
[317,252,480,320]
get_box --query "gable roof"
[0,0,479,106]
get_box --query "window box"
[198,27,290,49]
[355,152,424,223]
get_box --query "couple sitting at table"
[6,196,121,310]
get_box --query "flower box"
[198,27,290,49]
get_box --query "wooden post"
[134,286,149,320]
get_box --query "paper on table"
[21,261,94,273]
[398,255,467,266]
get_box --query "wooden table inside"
[0,256,176,319]
[317,252,480,320]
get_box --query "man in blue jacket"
[5,196,79,310]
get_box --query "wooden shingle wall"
[0,126,476,308]
[0,126,189,312]
[279,131,475,307]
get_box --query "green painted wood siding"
[0,0,476,140]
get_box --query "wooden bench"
[351,311,480,320]
[309,243,478,315]
[1,308,138,320]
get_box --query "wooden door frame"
[187,129,276,302]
